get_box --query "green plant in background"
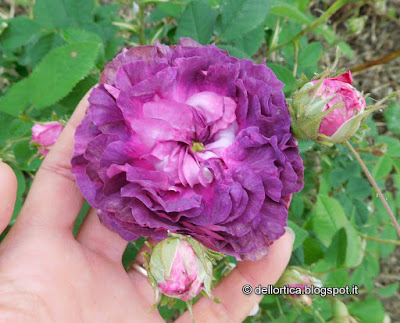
[1,0,400,322]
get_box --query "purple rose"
[31,122,63,156]
[71,38,303,260]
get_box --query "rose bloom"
[31,122,63,156]
[314,71,366,137]
[71,38,303,260]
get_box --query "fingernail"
[248,303,259,316]
[284,226,296,243]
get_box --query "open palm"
[0,93,294,323]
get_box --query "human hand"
[0,93,294,323]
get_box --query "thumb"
[0,161,17,234]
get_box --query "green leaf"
[303,237,325,265]
[18,32,61,68]
[0,112,17,144]
[376,135,400,157]
[384,101,400,135]
[34,0,71,28]
[297,139,314,152]
[348,296,385,323]
[230,25,265,57]
[61,28,103,45]
[288,194,304,218]
[338,41,354,59]
[176,1,217,44]
[73,201,90,236]
[10,165,26,224]
[0,42,100,116]
[326,268,348,287]
[270,4,312,25]
[34,0,94,29]
[0,17,42,50]
[298,42,322,66]
[64,0,95,26]
[219,0,271,42]
[326,228,347,267]
[375,282,399,297]
[287,220,308,250]
[0,78,31,116]
[311,195,363,267]
[266,64,296,94]
[372,155,393,179]
[346,177,371,200]
[217,44,250,59]
[122,238,146,270]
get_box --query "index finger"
[18,91,91,232]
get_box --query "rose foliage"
[71,38,304,261]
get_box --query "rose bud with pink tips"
[31,121,63,156]
[144,233,222,311]
[288,71,381,146]
[276,266,322,306]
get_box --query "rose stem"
[267,0,348,55]
[346,140,400,238]
[350,48,400,73]
[358,232,400,245]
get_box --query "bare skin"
[0,93,294,323]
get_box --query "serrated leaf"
[219,0,271,42]
[61,28,103,44]
[218,44,249,59]
[18,32,60,67]
[0,17,42,50]
[346,177,371,200]
[298,42,322,66]
[0,42,100,116]
[297,139,314,152]
[338,41,353,58]
[231,25,265,57]
[372,155,393,179]
[270,4,312,25]
[312,195,363,267]
[0,112,15,144]
[34,0,94,29]
[375,282,399,297]
[376,135,400,157]
[384,101,400,135]
[287,220,308,250]
[64,0,95,26]
[0,78,32,116]
[348,296,385,323]
[266,64,296,94]
[10,165,26,224]
[176,1,217,44]
[34,0,71,28]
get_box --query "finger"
[0,162,17,233]
[76,208,128,262]
[176,231,294,323]
[18,91,91,232]
[126,239,157,307]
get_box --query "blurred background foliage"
[0,0,400,322]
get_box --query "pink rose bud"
[277,266,322,306]
[31,122,63,156]
[144,233,222,306]
[288,71,379,146]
